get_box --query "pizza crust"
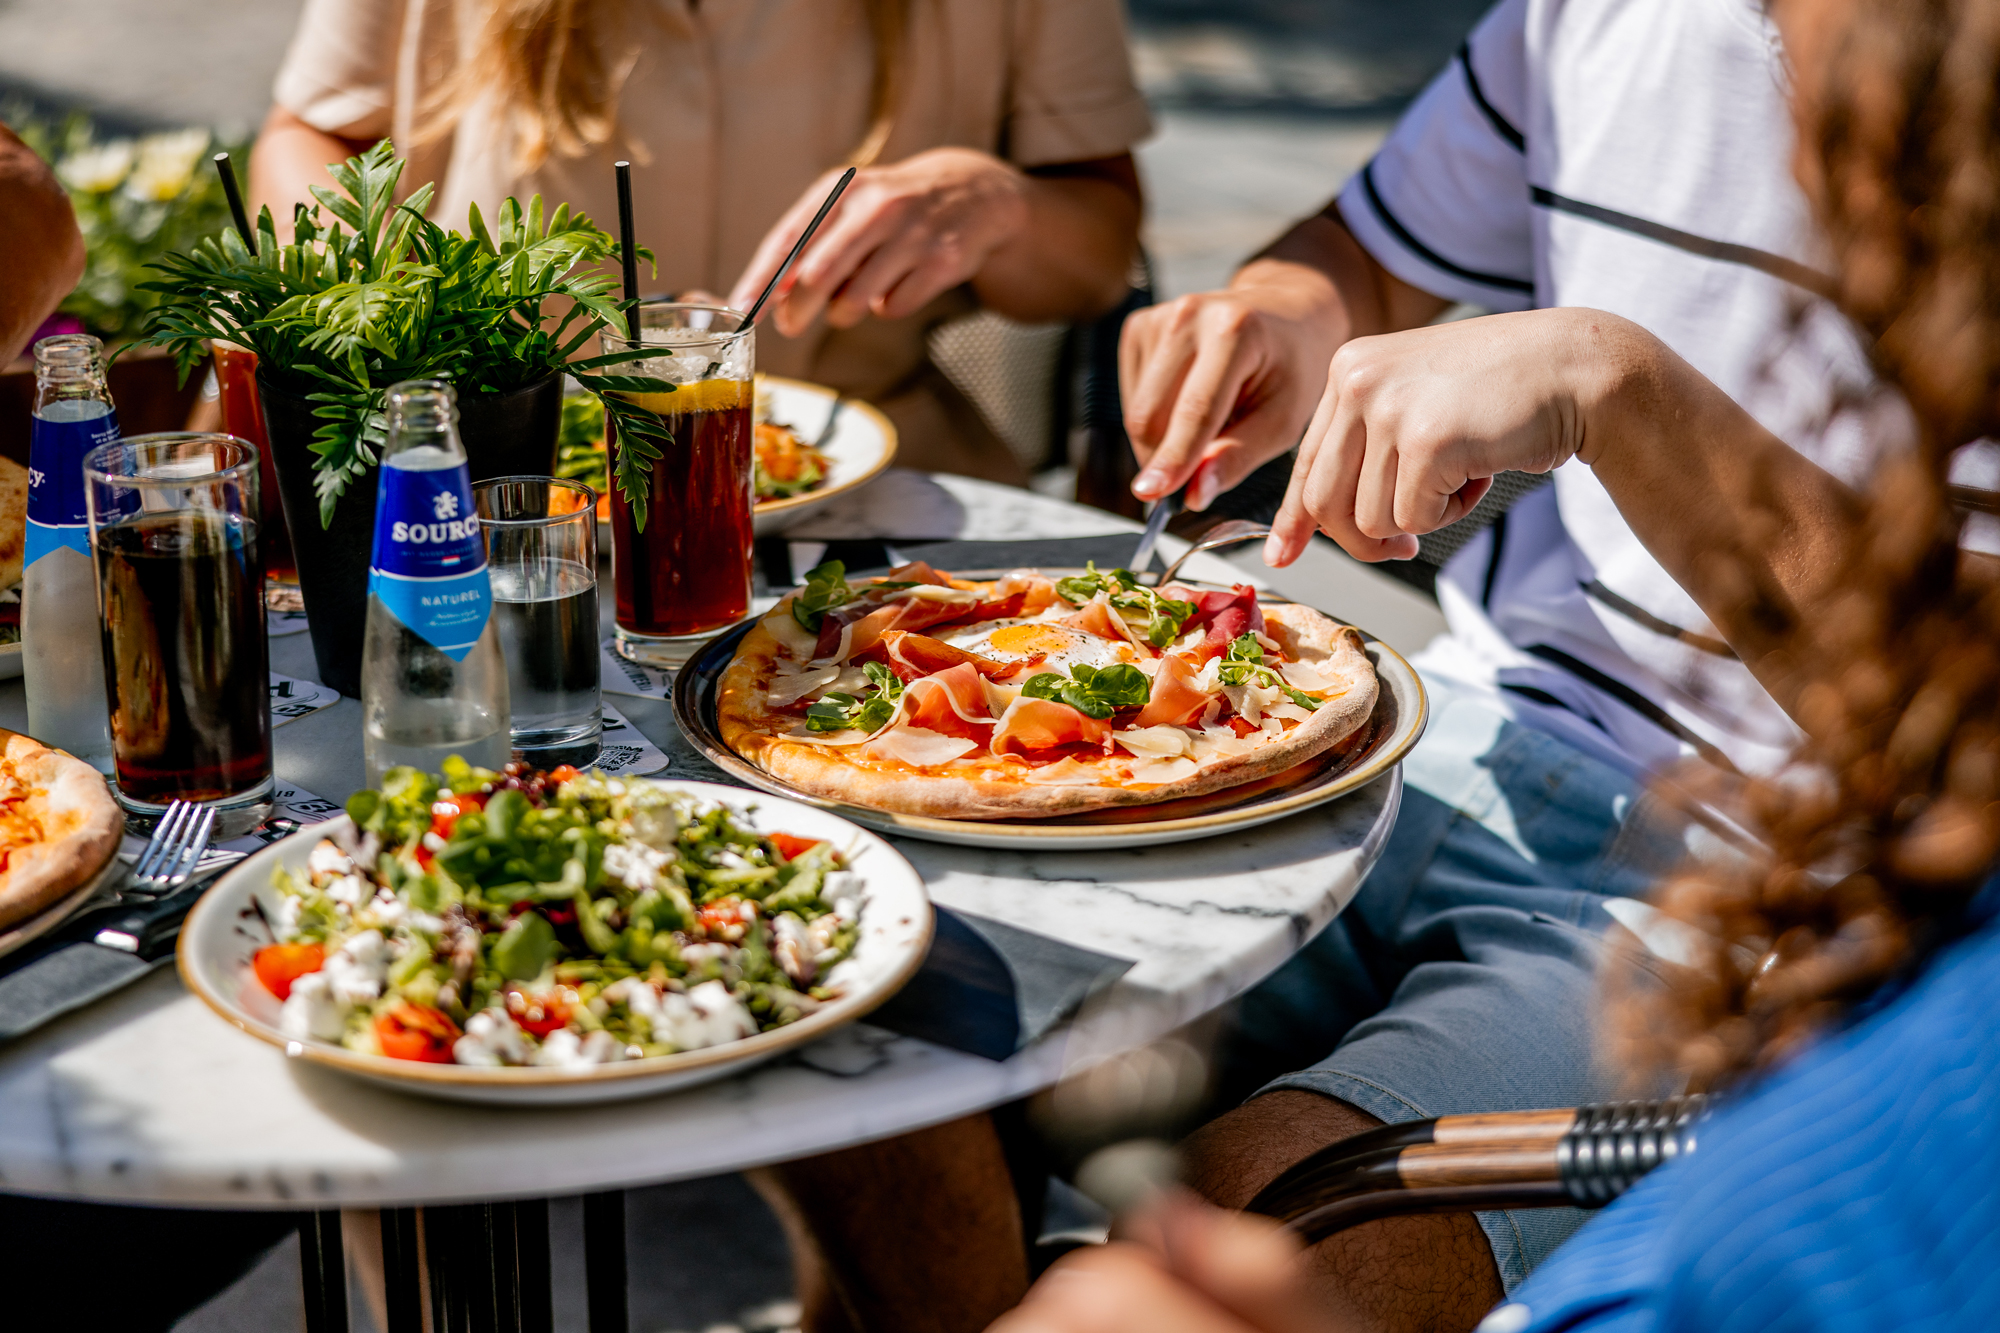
[719,591,1380,820]
[0,730,123,929]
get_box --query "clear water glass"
[475,476,602,768]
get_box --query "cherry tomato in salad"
[252,942,325,1000]
[374,1002,462,1063]
[430,790,487,841]
[548,765,582,784]
[697,897,755,942]
[505,986,573,1037]
[767,832,823,862]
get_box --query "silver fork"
[121,801,218,903]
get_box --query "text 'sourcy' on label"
[367,462,491,661]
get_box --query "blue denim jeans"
[1228,680,1698,1290]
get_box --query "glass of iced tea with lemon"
[603,301,755,666]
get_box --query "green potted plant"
[134,141,672,694]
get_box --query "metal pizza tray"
[671,573,1427,851]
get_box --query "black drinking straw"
[213,152,256,256]
[614,161,640,340]
[736,167,857,330]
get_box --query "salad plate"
[673,572,1427,851]
[178,777,932,1106]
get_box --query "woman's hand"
[732,149,1141,339]
[1264,308,1650,566]
[731,149,1030,337]
[989,1194,1343,1333]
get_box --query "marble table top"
[0,472,1401,1208]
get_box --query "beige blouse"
[272,0,1153,482]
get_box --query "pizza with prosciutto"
[717,561,1380,819]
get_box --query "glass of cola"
[85,433,272,834]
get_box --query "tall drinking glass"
[603,301,755,667]
[85,434,273,834]
[474,476,602,768]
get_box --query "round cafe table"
[0,473,1402,1331]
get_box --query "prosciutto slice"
[1169,584,1266,662]
[1058,596,1128,641]
[900,663,996,741]
[1134,652,1217,728]
[862,631,1031,683]
[990,695,1113,757]
[815,596,974,661]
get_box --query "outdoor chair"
[1248,1096,1708,1244]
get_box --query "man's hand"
[733,148,1035,338]
[1265,308,1634,567]
[988,1194,1343,1333]
[1120,262,1352,511]
[1119,213,1448,512]
[0,122,85,367]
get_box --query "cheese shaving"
[1114,725,1194,758]
[1191,725,1254,762]
[1223,681,1282,725]
[865,727,978,767]
[1127,755,1199,784]
[1267,702,1315,724]
[769,665,841,707]
[1020,757,1105,785]
[763,606,819,659]
[884,584,982,606]
[1279,659,1336,692]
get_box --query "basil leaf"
[791,560,853,632]
[804,694,861,732]
[1023,663,1151,719]
[1021,673,1065,700]
[1058,684,1116,719]
[861,661,903,695]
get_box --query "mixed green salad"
[257,760,863,1068]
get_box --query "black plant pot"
[258,371,563,697]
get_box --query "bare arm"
[1119,205,1449,509]
[0,123,85,366]
[728,149,1142,340]
[1268,307,1865,716]
[247,105,377,228]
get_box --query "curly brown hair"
[1608,0,2000,1090]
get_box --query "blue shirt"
[1493,896,2000,1332]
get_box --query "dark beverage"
[609,379,754,638]
[212,342,296,583]
[96,512,272,802]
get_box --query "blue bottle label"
[26,405,120,566]
[368,458,491,661]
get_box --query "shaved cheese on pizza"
[1127,755,1199,784]
[867,727,979,767]
[764,607,819,658]
[770,665,841,707]
[1115,725,1194,758]
[1280,659,1338,693]
[1020,757,1104,785]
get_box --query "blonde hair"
[416,0,907,174]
